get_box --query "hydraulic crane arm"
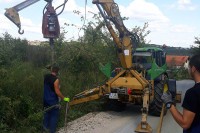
[93,0,137,69]
[4,0,41,34]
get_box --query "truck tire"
[104,99,126,112]
[149,81,167,116]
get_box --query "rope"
[43,104,61,112]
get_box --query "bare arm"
[170,105,195,129]
[54,79,65,100]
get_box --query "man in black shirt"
[43,64,70,133]
[162,54,200,133]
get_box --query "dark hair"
[51,64,59,73]
[189,54,200,73]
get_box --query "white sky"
[0,0,199,48]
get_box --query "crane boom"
[13,0,40,11]
[4,0,40,34]
[93,0,134,69]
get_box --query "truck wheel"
[149,81,167,116]
[104,99,126,112]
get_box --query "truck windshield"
[133,52,152,64]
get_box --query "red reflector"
[128,88,132,95]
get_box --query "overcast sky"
[0,0,199,48]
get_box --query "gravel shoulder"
[58,111,123,133]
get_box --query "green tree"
[191,36,200,54]
[131,22,151,47]
[0,32,29,66]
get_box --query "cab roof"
[136,47,163,52]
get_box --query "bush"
[168,67,190,80]
[0,32,113,132]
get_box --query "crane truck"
[4,0,180,132]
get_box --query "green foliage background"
[191,36,200,55]
[0,29,118,132]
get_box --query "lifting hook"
[18,26,24,34]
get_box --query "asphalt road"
[91,80,195,133]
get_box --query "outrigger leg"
[135,88,152,133]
